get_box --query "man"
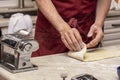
[32,0,111,57]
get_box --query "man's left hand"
[87,24,104,48]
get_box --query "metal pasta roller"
[0,33,39,73]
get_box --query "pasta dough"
[68,43,87,61]
[68,45,120,62]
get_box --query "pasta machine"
[0,33,39,73]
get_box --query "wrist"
[57,23,71,34]
[93,22,103,28]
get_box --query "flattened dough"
[68,43,87,61]
[68,46,120,62]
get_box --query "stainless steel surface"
[0,0,18,8]
[0,33,39,73]
[19,0,24,8]
[0,15,3,19]
[0,64,38,73]
[103,19,120,46]
[18,0,34,8]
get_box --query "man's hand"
[87,24,104,48]
[86,0,111,48]
[60,27,83,51]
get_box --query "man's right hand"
[60,27,83,51]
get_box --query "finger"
[64,32,77,51]
[87,39,98,48]
[61,35,73,51]
[87,41,96,48]
[87,32,103,48]
[68,29,81,51]
[73,28,83,48]
[87,25,95,37]
[87,37,100,48]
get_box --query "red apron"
[32,0,97,57]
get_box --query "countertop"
[107,10,120,17]
[0,45,120,80]
[0,7,37,14]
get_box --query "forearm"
[95,0,111,27]
[35,0,70,32]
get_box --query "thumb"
[87,27,94,37]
